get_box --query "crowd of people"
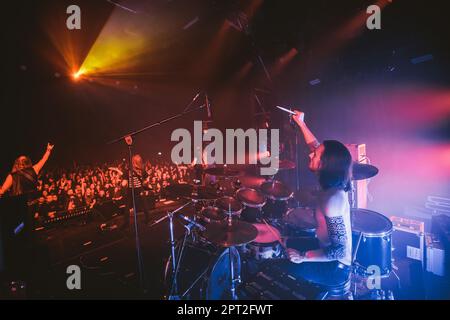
[25,159,191,222]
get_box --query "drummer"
[286,110,353,287]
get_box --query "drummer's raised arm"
[291,110,320,152]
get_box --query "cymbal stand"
[226,205,240,300]
[166,201,195,300]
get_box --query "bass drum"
[164,242,241,300]
[352,209,393,277]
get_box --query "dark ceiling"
[1,0,449,176]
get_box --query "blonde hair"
[12,156,32,173]
[132,154,144,174]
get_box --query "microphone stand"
[107,94,206,294]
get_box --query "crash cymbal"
[352,163,379,180]
[203,220,258,247]
[204,167,241,177]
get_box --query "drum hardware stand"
[226,209,240,300]
[164,201,196,300]
[107,93,207,294]
[351,231,364,297]
[349,181,357,215]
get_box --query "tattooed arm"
[288,190,350,263]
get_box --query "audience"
[24,160,191,221]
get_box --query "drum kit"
[161,160,393,300]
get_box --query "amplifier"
[431,214,450,248]
[391,216,425,264]
[425,233,446,277]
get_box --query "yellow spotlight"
[72,70,83,80]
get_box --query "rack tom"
[260,180,293,220]
[236,188,266,223]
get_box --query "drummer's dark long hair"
[319,140,352,192]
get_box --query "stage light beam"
[72,70,83,80]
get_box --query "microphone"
[205,93,212,119]
[177,213,206,231]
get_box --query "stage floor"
[2,202,448,300]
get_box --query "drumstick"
[261,218,288,251]
[275,106,296,115]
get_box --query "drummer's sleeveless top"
[315,192,352,267]
[11,167,38,196]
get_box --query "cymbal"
[352,163,379,180]
[203,220,258,247]
[204,167,241,177]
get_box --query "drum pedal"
[262,290,281,300]
[257,272,274,282]
[272,280,290,292]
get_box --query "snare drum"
[352,209,393,276]
[244,223,283,261]
[236,188,266,223]
[283,207,317,238]
[260,180,293,220]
